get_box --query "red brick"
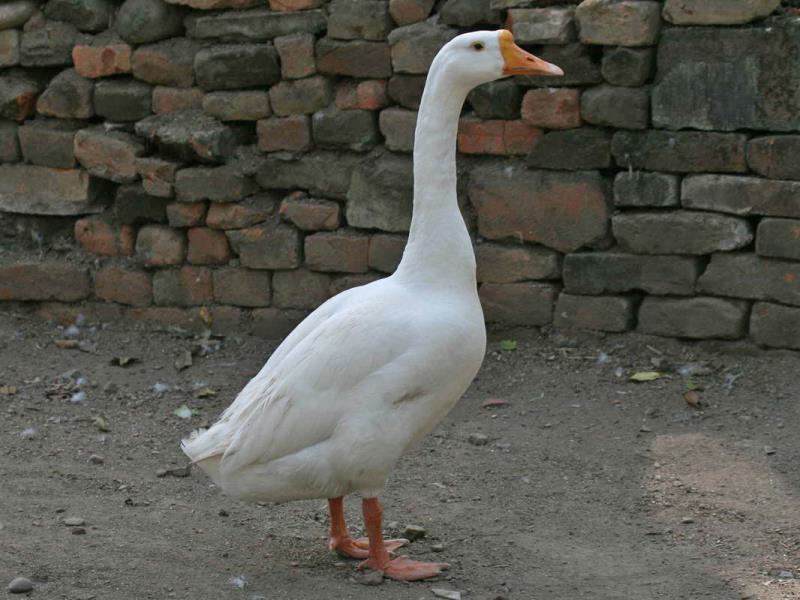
[73,128,144,183]
[257,116,312,152]
[167,202,206,227]
[335,80,388,110]
[153,266,213,306]
[389,0,434,25]
[272,268,330,308]
[0,165,104,215]
[475,243,562,283]
[504,120,544,154]
[458,119,505,155]
[479,282,557,325]
[274,32,316,79]
[330,273,383,296]
[268,0,324,9]
[458,118,542,155]
[131,39,197,88]
[135,225,186,267]
[0,262,90,301]
[470,166,610,253]
[72,42,132,78]
[521,88,582,129]
[212,267,271,307]
[305,230,370,273]
[226,223,301,269]
[74,216,136,257]
[279,194,340,231]
[206,196,276,229]
[202,91,271,121]
[95,266,152,307]
[136,157,180,198]
[368,233,406,273]
[251,307,307,338]
[152,86,204,114]
[187,227,232,265]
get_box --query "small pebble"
[765,446,776,455]
[103,382,118,394]
[229,575,247,589]
[8,577,33,594]
[431,543,445,552]
[481,398,509,409]
[681,517,694,524]
[432,589,462,600]
[156,466,191,478]
[19,428,36,440]
[63,517,85,526]
[59,368,82,381]
[218,509,229,517]
[88,454,104,465]
[71,527,87,535]
[168,465,191,477]
[468,433,488,446]
[403,524,426,541]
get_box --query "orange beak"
[499,29,563,77]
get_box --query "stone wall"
[1,0,800,348]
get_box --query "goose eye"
[471,42,485,51]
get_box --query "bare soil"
[1,310,799,600]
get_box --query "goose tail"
[181,426,227,486]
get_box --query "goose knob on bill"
[182,29,562,582]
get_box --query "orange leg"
[358,497,449,581]
[327,497,407,559]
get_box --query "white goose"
[182,29,562,581]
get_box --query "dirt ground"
[1,309,799,600]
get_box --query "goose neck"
[395,60,476,289]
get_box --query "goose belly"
[211,431,404,503]
[209,368,480,504]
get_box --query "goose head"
[435,29,564,89]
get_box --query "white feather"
[181,31,509,503]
